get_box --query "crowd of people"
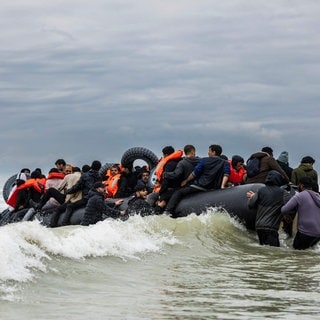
[2,144,319,250]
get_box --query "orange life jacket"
[105,173,121,198]
[228,160,247,185]
[47,172,65,180]
[6,178,46,207]
[154,150,183,182]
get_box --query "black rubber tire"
[99,163,116,178]
[121,147,159,170]
[2,174,17,202]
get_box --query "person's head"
[140,171,150,182]
[134,184,148,199]
[72,166,81,173]
[231,155,244,171]
[277,151,289,164]
[121,164,133,174]
[30,170,42,179]
[91,160,102,171]
[183,144,196,157]
[16,172,28,186]
[208,144,222,157]
[110,164,120,176]
[48,167,59,174]
[93,181,106,195]
[81,164,91,173]
[55,159,66,172]
[64,164,73,174]
[162,146,175,157]
[20,168,31,176]
[301,156,315,165]
[298,176,314,191]
[265,170,284,186]
[261,146,273,157]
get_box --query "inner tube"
[2,174,17,202]
[121,147,159,170]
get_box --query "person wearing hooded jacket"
[245,146,290,185]
[291,156,318,192]
[80,182,123,226]
[247,170,288,247]
[281,176,320,250]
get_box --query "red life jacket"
[7,178,46,207]
[228,160,247,185]
[105,173,121,198]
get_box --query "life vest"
[47,172,65,180]
[228,160,247,185]
[154,150,183,182]
[105,173,121,198]
[6,178,46,208]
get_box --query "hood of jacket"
[306,190,320,208]
[265,170,285,186]
[298,163,314,172]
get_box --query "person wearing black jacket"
[81,182,123,226]
[247,170,289,247]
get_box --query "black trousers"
[293,231,320,250]
[256,229,280,247]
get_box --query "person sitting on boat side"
[80,182,123,226]
[157,144,199,210]
[227,155,247,187]
[36,167,81,211]
[126,184,156,217]
[291,156,318,192]
[281,176,320,250]
[245,147,290,185]
[155,146,183,207]
[276,151,293,181]
[163,144,229,218]
[57,160,102,226]
[247,170,287,247]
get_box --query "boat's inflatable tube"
[175,183,265,230]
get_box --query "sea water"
[1,175,320,320]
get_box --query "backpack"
[246,157,261,178]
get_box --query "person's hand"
[246,191,255,198]
[115,199,124,206]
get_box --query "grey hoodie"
[281,190,320,237]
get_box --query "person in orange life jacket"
[156,146,183,204]
[57,160,102,226]
[226,155,247,187]
[104,164,122,198]
[245,146,290,184]
[157,144,199,210]
[163,144,229,217]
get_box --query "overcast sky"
[0,0,319,177]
